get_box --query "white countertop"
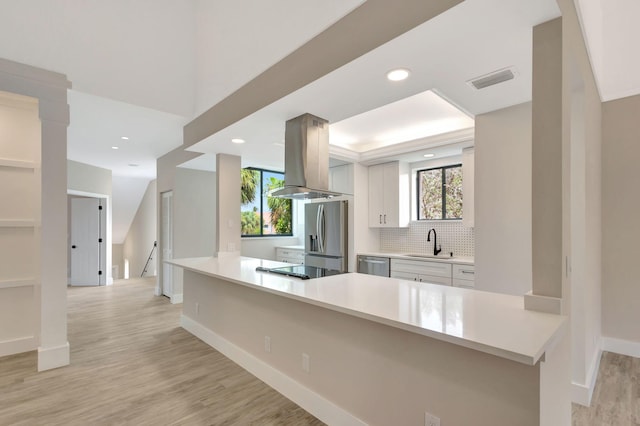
[358,251,475,265]
[168,256,565,366]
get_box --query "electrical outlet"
[264,336,271,353]
[425,412,440,426]
[302,353,310,373]
[195,302,199,316]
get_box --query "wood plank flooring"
[572,351,640,426]
[0,278,324,426]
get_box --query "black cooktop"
[256,265,343,280]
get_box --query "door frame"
[67,190,112,286]
[159,190,174,300]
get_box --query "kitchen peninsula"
[169,255,569,426]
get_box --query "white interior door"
[161,191,173,297]
[70,197,102,286]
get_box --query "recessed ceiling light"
[386,68,410,82]
[231,138,245,144]
[423,153,435,158]
[128,163,139,167]
[111,146,119,150]
[121,136,129,140]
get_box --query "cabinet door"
[368,165,385,227]
[381,162,398,227]
[391,259,452,278]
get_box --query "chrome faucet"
[427,228,442,256]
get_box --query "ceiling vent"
[467,67,518,90]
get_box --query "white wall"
[172,168,217,299]
[67,160,113,285]
[474,102,532,296]
[123,180,157,278]
[0,1,196,117]
[156,146,202,296]
[602,94,640,346]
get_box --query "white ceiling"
[67,91,188,179]
[184,0,561,171]
[0,0,638,241]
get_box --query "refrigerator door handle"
[318,204,325,253]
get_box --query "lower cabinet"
[390,270,451,286]
[275,247,305,264]
[390,259,475,287]
[452,264,475,288]
[390,259,452,286]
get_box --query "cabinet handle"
[419,278,422,282]
[413,277,417,281]
[379,214,382,224]
[461,270,474,275]
[384,214,387,224]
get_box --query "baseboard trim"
[171,293,183,304]
[180,314,366,426]
[602,336,640,358]
[572,347,602,406]
[0,336,36,357]
[37,341,70,371]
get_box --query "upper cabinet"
[368,161,410,228]
[462,147,474,228]
[328,164,354,195]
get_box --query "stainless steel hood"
[271,113,341,200]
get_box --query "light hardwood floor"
[0,278,324,426]
[572,351,640,426]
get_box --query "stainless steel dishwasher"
[357,255,390,277]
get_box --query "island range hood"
[270,113,341,200]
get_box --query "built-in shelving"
[0,158,37,169]
[0,220,37,227]
[0,278,36,289]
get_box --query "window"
[241,168,293,237]
[417,164,463,220]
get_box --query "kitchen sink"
[405,253,455,260]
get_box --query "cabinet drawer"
[391,259,452,278]
[276,248,304,263]
[453,278,475,289]
[419,274,451,286]
[390,271,418,281]
[453,264,475,280]
[390,271,451,286]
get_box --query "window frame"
[415,163,463,221]
[241,167,294,238]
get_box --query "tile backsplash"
[379,221,474,258]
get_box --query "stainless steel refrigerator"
[305,200,348,271]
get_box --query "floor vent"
[467,67,518,90]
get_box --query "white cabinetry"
[276,247,305,264]
[452,264,475,288]
[368,161,410,228]
[328,164,353,195]
[390,258,452,286]
[462,147,474,228]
